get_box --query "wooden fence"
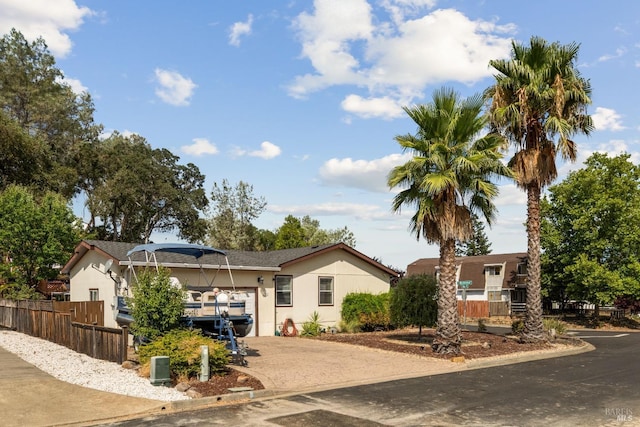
[457,300,511,318]
[0,299,128,364]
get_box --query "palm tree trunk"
[522,183,546,342]
[432,238,462,354]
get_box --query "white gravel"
[0,330,190,402]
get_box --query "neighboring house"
[406,253,528,316]
[62,240,399,336]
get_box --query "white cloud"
[231,141,282,159]
[269,201,387,220]
[341,94,404,119]
[494,184,526,206]
[229,14,253,46]
[380,0,436,25]
[153,68,197,106]
[181,138,219,156]
[592,107,625,131]
[288,3,515,117]
[61,76,87,94]
[319,153,412,192]
[597,47,626,63]
[0,0,93,57]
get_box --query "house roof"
[406,252,528,290]
[62,239,399,277]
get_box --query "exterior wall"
[69,251,121,328]
[272,251,391,335]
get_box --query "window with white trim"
[275,275,293,306]
[89,288,99,301]
[517,262,527,276]
[485,265,501,276]
[319,276,334,306]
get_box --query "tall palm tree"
[485,36,593,342]
[388,88,512,355]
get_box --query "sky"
[1,0,639,270]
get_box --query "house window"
[517,262,527,276]
[319,277,334,306]
[275,275,293,306]
[89,289,99,301]
[485,266,501,276]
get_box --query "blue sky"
[2,0,638,270]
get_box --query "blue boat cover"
[126,243,226,259]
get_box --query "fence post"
[121,326,128,364]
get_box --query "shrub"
[341,292,391,331]
[127,267,185,341]
[300,311,323,337]
[511,319,525,335]
[477,318,487,332]
[389,274,437,334]
[138,329,230,381]
[338,318,361,333]
[543,317,567,336]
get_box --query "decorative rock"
[175,382,191,392]
[237,375,249,384]
[482,341,492,349]
[185,389,202,399]
[121,360,138,370]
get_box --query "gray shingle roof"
[65,240,397,276]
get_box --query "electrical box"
[150,356,171,386]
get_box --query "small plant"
[511,319,525,335]
[477,318,487,332]
[138,329,230,381]
[543,317,567,337]
[338,318,361,333]
[300,311,323,337]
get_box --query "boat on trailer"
[114,243,252,365]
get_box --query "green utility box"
[150,355,171,386]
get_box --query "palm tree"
[485,36,593,342]
[388,87,512,355]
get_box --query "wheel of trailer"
[133,336,143,353]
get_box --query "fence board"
[457,300,489,318]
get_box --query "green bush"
[300,311,323,337]
[127,267,185,341]
[511,319,525,335]
[477,318,488,332]
[338,318,361,333]
[341,292,391,331]
[138,329,230,381]
[543,317,567,336]
[389,274,437,332]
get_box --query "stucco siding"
[273,250,391,334]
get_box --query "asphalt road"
[103,331,639,427]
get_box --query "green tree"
[275,215,306,249]
[388,88,512,354]
[0,29,102,199]
[0,111,47,192]
[541,153,640,316]
[0,185,83,292]
[127,267,185,341]
[207,179,267,250]
[86,132,208,243]
[390,274,438,337]
[456,213,492,256]
[485,36,593,342]
[300,215,356,247]
[273,215,356,249]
